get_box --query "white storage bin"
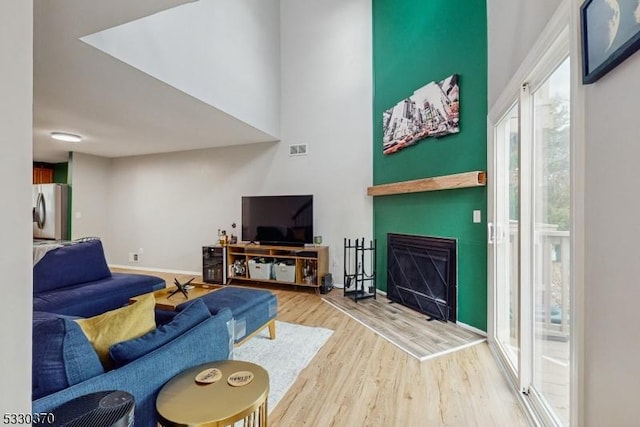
[248,258,273,280]
[274,263,296,283]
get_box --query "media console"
[226,243,328,289]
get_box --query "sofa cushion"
[155,307,179,325]
[32,315,105,400]
[33,272,165,318]
[75,294,156,369]
[33,310,80,324]
[33,240,111,294]
[109,299,212,368]
[32,308,234,427]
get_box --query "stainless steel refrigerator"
[32,183,69,240]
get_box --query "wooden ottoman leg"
[268,320,276,340]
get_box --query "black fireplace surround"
[386,233,457,322]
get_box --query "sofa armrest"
[32,308,233,427]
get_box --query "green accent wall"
[372,0,488,330]
[53,162,68,184]
[54,162,72,240]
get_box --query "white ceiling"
[33,0,277,163]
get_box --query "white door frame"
[487,1,584,425]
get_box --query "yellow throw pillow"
[75,293,156,369]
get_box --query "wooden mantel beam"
[367,171,486,197]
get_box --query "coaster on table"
[194,367,222,384]
[227,371,254,387]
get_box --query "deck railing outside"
[509,222,570,340]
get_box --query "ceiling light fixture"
[50,132,82,143]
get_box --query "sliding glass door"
[489,31,572,427]
[531,57,571,426]
[493,104,520,374]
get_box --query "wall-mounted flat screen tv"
[242,195,313,246]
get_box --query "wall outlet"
[129,252,139,262]
[473,210,482,223]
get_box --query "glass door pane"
[531,57,571,426]
[494,104,520,372]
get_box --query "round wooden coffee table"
[157,360,269,427]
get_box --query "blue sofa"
[31,240,276,425]
[33,239,165,317]
[32,301,233,427]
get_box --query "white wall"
[277,0,373,282]
[487,0,562,106]
[69,152,112,244]
[107,143,279,272]
[82,0,281,138]
[95,0,373,283]
[0,0,33,414]
[582,34,640,427]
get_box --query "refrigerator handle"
[34,192,46,229]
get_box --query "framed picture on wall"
[581,0,640,84]
[382,74,459,155]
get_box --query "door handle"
[488,222,495,244]
[35,192,46,229]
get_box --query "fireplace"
[387,233,457,322]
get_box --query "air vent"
[289,144,308,156]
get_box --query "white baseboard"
[109,264,200,276]
[456,321,487,337]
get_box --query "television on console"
[241,195,313,246]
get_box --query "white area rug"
[233,320,333,411]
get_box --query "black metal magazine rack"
[343,238,377,302]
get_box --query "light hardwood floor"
[323,291,486,360]
[114,269,530,426]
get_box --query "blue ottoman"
[179,287,278,344]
